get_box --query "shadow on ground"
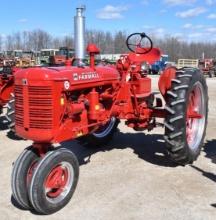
[11,130,179,214]
[203,139,216,164]
[0,115,23,140]
[191,139,216,183]
[6,130,24,140]
[61,131,177,168]
[190,139,216,208]
[0,115,8,130]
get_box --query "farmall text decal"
[73,72,99,81]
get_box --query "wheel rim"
[93,117,116,138]
[26,160,39,185]
[44,162,74,203]
[186,82,206,151]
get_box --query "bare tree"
[2,29,216,61]
[61,36,74,48]
[13,32,22,50]
[5,35,14,51]
[52,37,61,49]
[104,32,114,54]
[114,31,128,54]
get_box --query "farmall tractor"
[11,32,208,214]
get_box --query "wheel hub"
[186,83,206,150]
[45,165,69,198]
[43,161,74,203]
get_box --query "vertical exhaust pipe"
[74,5,86,61]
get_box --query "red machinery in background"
[49,47,75,66]
[11,33,208,215]
[199,58,216,77]
[0,66,20,127]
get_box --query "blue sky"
[0,0,216,42]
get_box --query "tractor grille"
[28,86,53,129]
[15,85,53,129]
[15,85,24,127]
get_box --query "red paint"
[45,165,69,198]
[0,67,21,109]
[13,43,200,151]
[86,44,100,69]
[128,48,161,64]
[186,89,203,145]
[158,67,176,96]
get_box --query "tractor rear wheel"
[28,148,79,215]
[5,93,15,131]
[164,68,208,165]
[79,117,119,147]
[11,146,41,209]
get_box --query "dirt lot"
[0,76,216,220]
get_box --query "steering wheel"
[126,32,153,54]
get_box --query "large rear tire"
[5,93,15,131]
[164,68,208,165]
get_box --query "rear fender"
[158,67,176,97]
[0,78,14,105]
[128,48,161,65]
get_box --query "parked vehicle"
[177,59,199,69]
[2,50,21,66]
[11,32,208,215]
[150,54,168,74]
[0,66,20,121]
[40,49,59,65]
[199,58,216,78]
[49,47,75,66]
[15,51,36,67]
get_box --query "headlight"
[141,62,149,71]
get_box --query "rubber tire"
[5,93,15,131]
[11,146,40,209]
[152,69,159,75]
[164,68,208,165]
[28,148,79,215]
[209,71,213,78]
[79,117,119,147]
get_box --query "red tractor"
[12,33,208,214]
[199,58,216,77]
[0,66,21,127]
[49,47,75,66]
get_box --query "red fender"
[0,67,20,107]
[128,48,161,64]
[158,67,176,97]
[0,78,14,106]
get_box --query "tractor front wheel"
[164,68,208,165]
[28,148,79,215]
[11,146,41,209]
[79,117,119,147]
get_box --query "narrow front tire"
[28,148,79,215]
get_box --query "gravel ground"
[0,76,216,220]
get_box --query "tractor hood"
[15,66,120,88]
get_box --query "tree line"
[1,29,216,62]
